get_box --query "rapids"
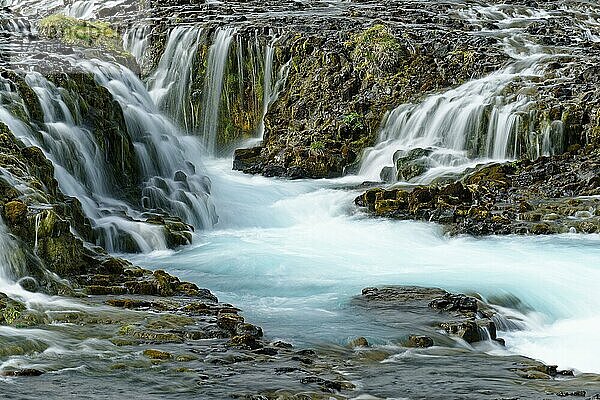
[131,158,600,375]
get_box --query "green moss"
[118,324,136,336]
[0,295,26,326]
[342,112,365,130]
[39,14,125,54]
[310,141,325,151]
[143,349,172,360]
[347,24,406,74]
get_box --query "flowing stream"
[130,159,600,375]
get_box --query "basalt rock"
[356,147,600,236]
[234,23,507,179]
[358,286,501,344]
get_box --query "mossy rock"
[0,293,26,325]
[348,24,407,75]
[143,349,172,360]
[3,200,28,225]
[39,14,123,53]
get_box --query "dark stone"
[1,369,44,377]
[439,320,481,343]
[406,335,434,348]
[429,293,478,314]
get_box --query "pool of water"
[129,158,600,375]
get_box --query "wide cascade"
[359,7,568,183]
[146,24,290,155]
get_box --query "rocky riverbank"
[3,280,599,399]
[355,145,600,235]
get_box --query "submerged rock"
[406,335,434,348]
[143,349,173,360]
[358,286,501,344]
[348,337,369,349]
[1,368,44,377]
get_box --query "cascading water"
[257,34,291,139]
[0,216,28,284]
[148,25,203,133]
[79,59,217,230]
[122,24,151,69]
[359,56,552,182]
[148,26,290,155]
[0,72,171,252]
[201,27,236,154]
[1,57,218,252]
[358,6,573,183]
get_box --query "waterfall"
[359,55,554,183]
[201,27,236,154]
[0,72,170,253]
[64,0,131,20]
[257,34,291,139]
[123,24,151,69]
[148,26,203,133]
[79,59,217,230]
[0,58,217,253]
[0,216,28,283]
[146,26,289,155]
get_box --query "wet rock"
[143,349,173,360]
[348,337,369,348]
[359,286,498,344]
[18,277,38,293]
[233,147,263,172]
[105,298,153,309]
[217,313,245,334]
[361,286,447,303]
[272,341,293,349]
[0,293,26,325]
[395,148,434,181]
[300,376,343,392]
[356,147,600,236]
[429,293,478,315]
[439,320,482,343]
[1,369,44,377]
[406,335,434,348]
[228,334,262,350]
[3,200,28,225]
[516,369,552,380]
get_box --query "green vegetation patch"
[342,112,365,130]
[347,24,407,74]
[39,14,122,52]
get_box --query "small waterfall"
[79,59,218,230]
[123,24,151,69]
[64,0,130,20]
[64,1,97,19]
[257,34,291,139]
[201,27,236,154]
[148,26,203,133]
[359,56,555,183]
[0,59,217,253]
[0,216,28,283]
[146,26,289,155]
[0,72,169,253]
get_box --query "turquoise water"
[130,159,600,374]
